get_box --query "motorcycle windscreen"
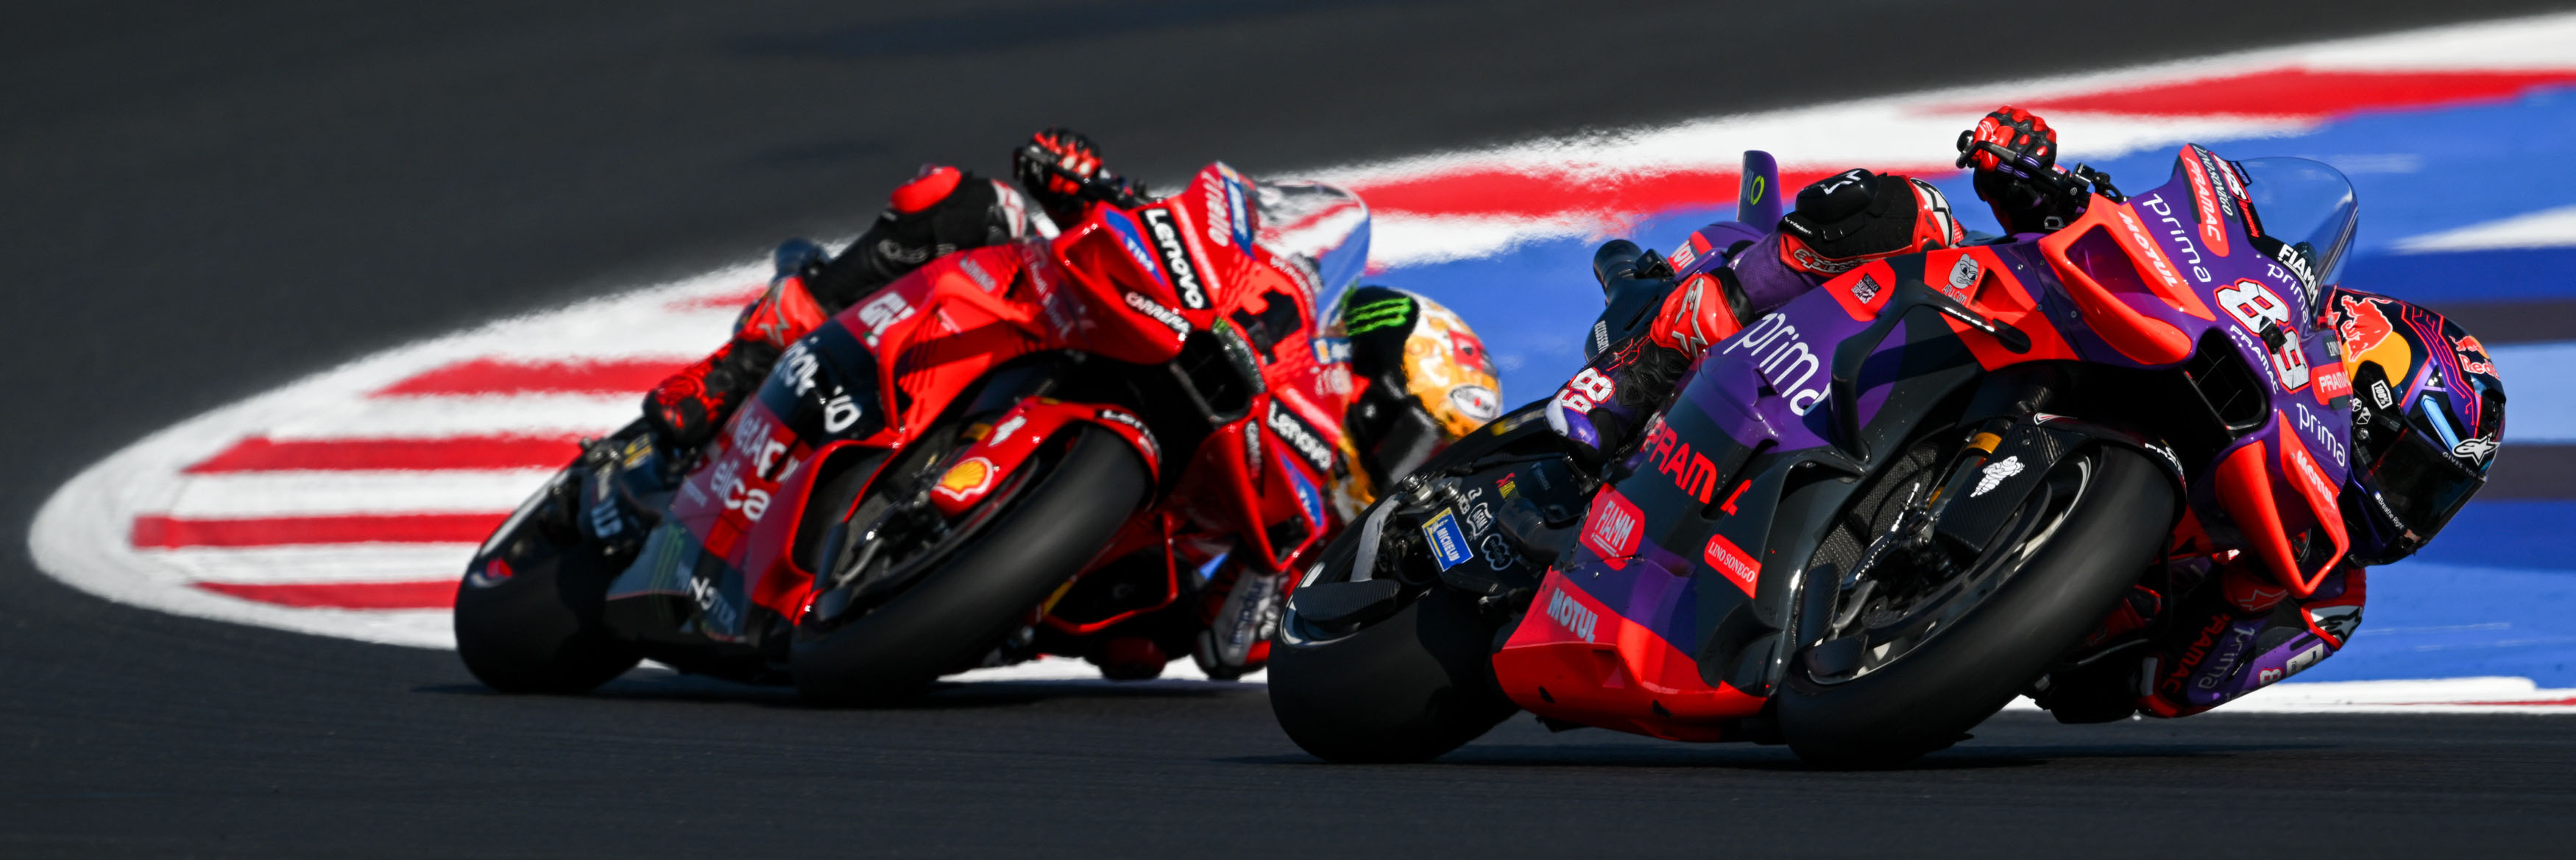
[1251,180,1371,298]
[2237,157,2359,286]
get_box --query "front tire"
[791,425,1147,705]
[1778,445,2173,766]
[453,483,643,693]
[1267,524,1518,762]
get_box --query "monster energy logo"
[1344,296,1415,336]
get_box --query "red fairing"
[1492,571,1768,741]
[925,398,1161,518]
[693,163,1356,661]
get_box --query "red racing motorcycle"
[456,164,1371,702]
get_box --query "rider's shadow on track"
[1225,719,2329,770]
[416,671,1260,711]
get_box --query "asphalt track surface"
[9,1,2576,856]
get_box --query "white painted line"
[2396,203,2576,253]
[141,545,478,585]
[257,395,639,440]
[2491,342,2576,443]
[157,470,551,518]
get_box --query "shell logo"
[933,457,997,503]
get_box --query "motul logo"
[2115,206,2187,292]
[1580,488,1643,560]
[1546,587,1597,642]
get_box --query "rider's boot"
[1088,635,1170,681]
[639,249,834,454]
[1193,563,1288,680]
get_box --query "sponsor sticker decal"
[1579,487,1643,561]
[1703,533,1760,596]
[1546,585,1597,642]
[932,457,996,503]
[1140,206,1211,309]
[1448,384,1501,423]
[1945,253,1981,301]
[1421,508,1473,571]
[1265,399,1335,475]
[1099,208,1167,288]
[1122,290,1190,339]
[1972,455,2025,497]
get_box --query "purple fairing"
[2170,571,2356,708]
[1548,147,2364,690]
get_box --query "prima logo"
[1723,312,1827,415]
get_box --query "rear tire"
[453,512,643,693]
[1777,445,2173,767]
[791,426,1147,705]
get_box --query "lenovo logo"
[1141,207,1210,309]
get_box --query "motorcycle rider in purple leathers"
[1551,107,2505,722]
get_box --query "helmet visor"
[2363,419,2485,544]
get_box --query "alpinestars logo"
[1265,400,1334,475]
[1141,208,1210,309]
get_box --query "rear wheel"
[1778,445,2173,766]
[790,423,1148,705]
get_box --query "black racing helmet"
[2329,287,2505,564]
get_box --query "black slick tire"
[453,528,643,694]
[1268,585,1518,763]
[791,426,1147,705]
[1777,446,2173,767]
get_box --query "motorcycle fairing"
[1493,567,1764,741]
[926,398,1162,517]
[1497,145,2363,737]
[589,161,1371,661]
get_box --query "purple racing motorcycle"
[1270,145,2377,766]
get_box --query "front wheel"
[453,474,643,694]
[1267,517,1518,762]
[1778,445,2174,767]
[790,423,1147,705]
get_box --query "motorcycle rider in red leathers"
[641,130,1504,680]
[1559,107,2505,722]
